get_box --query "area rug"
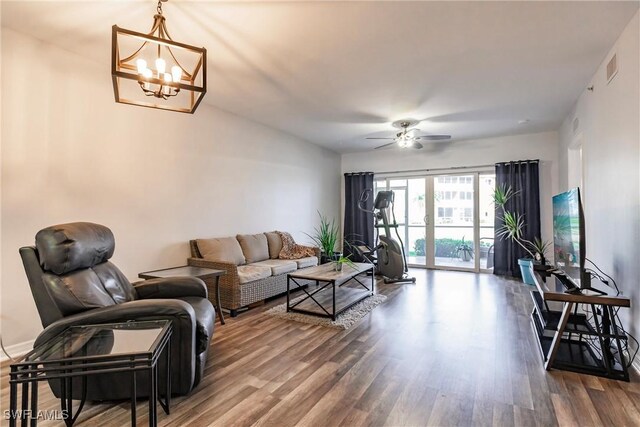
[265,294,387,330]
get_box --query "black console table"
[530,270,631,381]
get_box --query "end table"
[139,266,226,325]
[9,320,172,427]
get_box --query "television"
[552,188,589,288]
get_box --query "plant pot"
[320,253,330,265]
[518,258,536,285]
[459,251,472,262]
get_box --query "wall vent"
[607,54,618,84]
[573,117,580,133]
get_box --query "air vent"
[573,117,580,133]
[607,54,618,84]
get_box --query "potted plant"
[493,184,551,284]
[306,211,339,264]
[334,254,357,272]
[455,236,474,262]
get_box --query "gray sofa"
[188,232,320,316]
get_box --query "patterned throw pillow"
[276,231,316,260]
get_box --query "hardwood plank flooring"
[2,269,639,426]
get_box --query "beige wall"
[341,131,560,249]
[0,29,341,346]
[559,12,640,340]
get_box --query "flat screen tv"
[552,188,589,288]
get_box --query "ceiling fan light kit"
[111,0,207,113]
[366,119,452,150]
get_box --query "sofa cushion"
[277,231,316,260]
[237,265,272,284]
[197,237,245,265]
[237,234,270,263]
[296,256,319,269]
[251,259,298,276]
[265,231,283,259]
[36,222,115,275]
[42,267,120,316]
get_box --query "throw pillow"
[265,231,283,259]
[237,233,270,263]
[197,237,246,265]
[277,231,316,260]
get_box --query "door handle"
[424,214,429,225]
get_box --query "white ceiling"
[2,1,639,153]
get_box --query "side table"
[139,266,226,325]
[9,320,172,427]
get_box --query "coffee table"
[287,262,374,321]
[139,266,225,325]
[8,320,172,427]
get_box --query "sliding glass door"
[373,171,495,273]
[433,174,476,269]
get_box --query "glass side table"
[8,320,172,427]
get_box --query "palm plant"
[493,183,549,261]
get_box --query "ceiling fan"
[366,119,451,150]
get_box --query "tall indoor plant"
[493,184,550,283]
[306,211,340,263]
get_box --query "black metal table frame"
[8,322,172,427]
[139,266,225,325]
[286,269,374,321]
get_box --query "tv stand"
[530,270,631,381]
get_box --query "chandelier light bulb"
[136,59,147,74]
[164,73,173,83]
[171,66,182,83]
[155,57,166,75]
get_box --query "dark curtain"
[493,160,541,278]
[343,172,374,261]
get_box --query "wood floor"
[2,269,640,426]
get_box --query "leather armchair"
[20,222,215,401]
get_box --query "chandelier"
[111,0,207,113]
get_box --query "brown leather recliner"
[20,222,215,400]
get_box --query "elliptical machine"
[355,189,415,284]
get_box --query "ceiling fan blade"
[412,142,424,149]
[366,137,394,140]
[417,134,451,141]
[375,142,397,150]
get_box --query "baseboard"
[1,339,34,362]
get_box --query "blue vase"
[518,258,536,285]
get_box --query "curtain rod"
[344,172,374,176]
[371,164,495,176]
[495,159,539,165]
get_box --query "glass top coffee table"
[287,262,375,321]
[8,320,172,427]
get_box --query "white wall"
[341,131,560,247]
[0,29,341,346]
[559,12,640,338]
